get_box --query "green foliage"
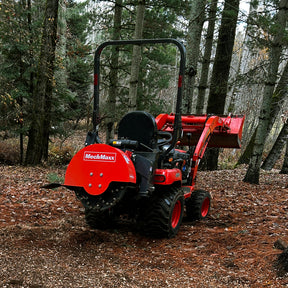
[246,0,288,51]
[144,1,185,39]
[0,0,93,145]
[51,0,93,136]
[97,0,186,120]
[0,1,40,133]
[47,172,64,183]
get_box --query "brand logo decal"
[83,151,116,162]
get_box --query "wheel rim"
[171,200,182,228]
[201,197,210,217]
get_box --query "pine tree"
[64,1,92,126]
[25,0,59,165]
[0,0,42,163]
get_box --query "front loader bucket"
[208,115,245,148]
[156,114,245,148]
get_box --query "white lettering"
[83,152,116,162]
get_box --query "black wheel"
[186,189,211,221]
[140,188,184,238]
[85,207,115,230]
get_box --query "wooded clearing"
[1,0,288,183]
[0,165,287,287]
[1,1,288,286]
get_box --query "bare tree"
[184,0,207,114]
[196,0,218,114]
[128,0,145,112]
[261,60,288,171]
[238,60,288,165]
[244,0,288,184]
[204,0,240,170]
[262,121,288,170]
[280,136,288,174]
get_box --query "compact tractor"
[45,39,245,238]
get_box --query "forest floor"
[0,164,287,288]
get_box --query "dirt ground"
[0,164,287,287]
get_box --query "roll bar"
[92,38,186,154]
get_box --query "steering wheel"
[157,131,172,147]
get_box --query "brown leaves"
[0,165,82,227]
[0,165,287,287]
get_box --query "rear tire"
[140,188,184,238]
[186,189,211,221]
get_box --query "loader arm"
[156,113,245,196]
[188,115,229,190]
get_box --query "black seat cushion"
[118,111,158,150]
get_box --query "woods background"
[0,0,287,184]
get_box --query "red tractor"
[45,39,245,238]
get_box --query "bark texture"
[105,0,123,142]
[25,0,59,165]
[204,0,240,170]
[128,0,145,112]
[261,122,288,170]
[244,0,288,184]
[207,0,240,114]
[184,0,206,113]
[238,60,288,165]
[280,136,288,174]
[196,0,218,114]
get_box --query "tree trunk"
[184,0,206,114]
[280,135,288,174]
[196,0,218,114]
[207,0,240,114]
[268,60,288,131]
[237,128,256,165]
[128,0,145,112]
[262,122,288,170]
[238,60,288,165]
[226,0,258,114]
[204,0,240,170]
[244,0,288,184]
[25,0,59,165]
[105,0,123,142]
[55,0,67,90]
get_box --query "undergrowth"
[0,140,20,164]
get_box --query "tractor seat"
[117,111,158,151]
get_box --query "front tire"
[140,188,184,238]
[186,189,211,221]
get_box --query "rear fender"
[64,144,136,195]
